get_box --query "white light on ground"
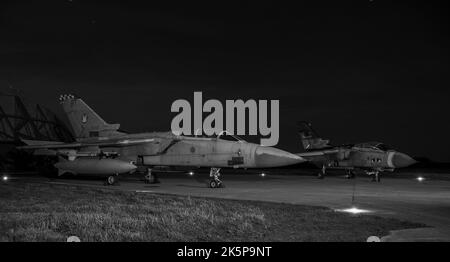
[261,173,266,177]
[335,207,372,214]
[2,175,8,181]
[367,236,381,242]
[188,171,194,176]
[67,236,81,242]
[417,176,425,182]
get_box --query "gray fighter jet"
[296,121,416,182]
[18,95,304,187]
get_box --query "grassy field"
[0,181,423,242]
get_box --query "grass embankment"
[0,182,422,241]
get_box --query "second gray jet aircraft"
[296,121,416,182]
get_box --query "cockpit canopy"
[217,131,246,142]
[354,141,393,151]
[179,131,246,143]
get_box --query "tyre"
[107,175,116,185]
[209,180,218,188]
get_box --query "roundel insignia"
[82,114,88,124]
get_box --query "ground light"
[188,171,194,176]
[2,175,8,182]
[335,206,372,214]
[417,176,425,182]
[260,173,266,177]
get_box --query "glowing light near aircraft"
[2,175,8,181]
[188,171,194,176]
[417,176,425,182]
[260,173,266,177]
[335,207,372,214]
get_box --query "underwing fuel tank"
[54,158,137,176]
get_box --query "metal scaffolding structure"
[0,91,74,144]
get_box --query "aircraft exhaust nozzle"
[254,146,305,167]
[54,158,137,175]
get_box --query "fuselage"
[78,131,304,170]
[304,146,416,172]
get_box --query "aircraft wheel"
[209,179,222,188]
[209,180,218,188]
[106,175,116,185]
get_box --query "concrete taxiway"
[3,171,450,241]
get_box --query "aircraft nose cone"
[392,152,416,168]
[255,146,305,167]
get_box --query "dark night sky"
[1,1,449,161]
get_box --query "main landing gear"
[209,167,223,188]
[346,170,356,179]
[144,168,160,184]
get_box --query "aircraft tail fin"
[59,95,125,140]
[297,121,332,150]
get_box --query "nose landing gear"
[209,167,223,188]
[317,166,326,179]
[144,168,160,184]
[368,171,381,182]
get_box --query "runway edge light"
[335,207,372,214]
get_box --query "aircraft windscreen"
[374,143,393,151]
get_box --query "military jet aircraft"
[18,95,304,188]
[296,121,416,182]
